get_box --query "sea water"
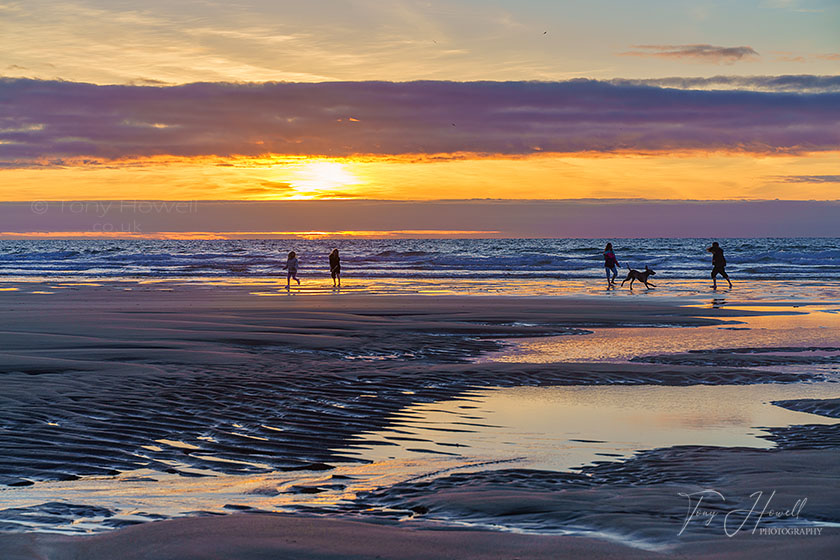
[2,237,839,300]
[1,237,838,282]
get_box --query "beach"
[0,280,838,558]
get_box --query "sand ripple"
[1,293,835,535]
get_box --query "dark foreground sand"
[3,512,838,560]
[1,284,838,558]
[0,514,658,560]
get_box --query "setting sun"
[287,160,361,199]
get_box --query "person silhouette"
[329,248,341,287]
[283,251,300,288]
[603,243,620,285]
[706,241,732,289]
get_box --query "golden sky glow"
[2,152,839,202]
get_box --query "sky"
[1,0,839,236]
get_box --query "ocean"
[1,237,838,282]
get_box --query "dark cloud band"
[622,44,759,63]
[772,175,840,183]
[1,78,839,165]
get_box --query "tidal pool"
[477,305,840,365]
[347,382,840,475]
[3,382,837,534]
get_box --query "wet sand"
[5,512,839,560]
[0,283,838,558]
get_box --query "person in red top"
[603,243,620,286]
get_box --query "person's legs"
[286,271,291,287]
[711,265,730,289]
[605,267,611,283]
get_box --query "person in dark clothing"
[603,243,620,285]
[329,248,341,287]
[706,241,732,289]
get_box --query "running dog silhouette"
[620,265,656,289]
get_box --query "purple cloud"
[1,78,839,166]
[622,44,759,63]
[772,175,840,183]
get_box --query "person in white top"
[283,251,300,287]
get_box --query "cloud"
[256,181,295,192]
[230,181,362,199]
[2,200,838,238]
[772,52,840,63]
[1,78,839,166]
[771,175,840,183]
[611,75,840,93]
[622,44,759,64]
